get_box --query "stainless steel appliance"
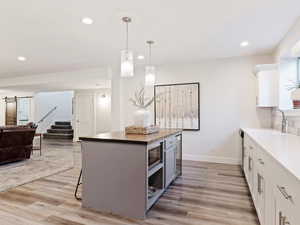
[148,143,163,168]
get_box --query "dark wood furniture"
[0,125,36,164]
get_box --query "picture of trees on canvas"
[154,82,200,131]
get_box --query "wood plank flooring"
[0,141,259,225]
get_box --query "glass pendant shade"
[121,49,134,77]
[145,65,156,86]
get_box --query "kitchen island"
[79,129,182,219]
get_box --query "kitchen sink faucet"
[278,109,288,133]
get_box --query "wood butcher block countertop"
[79,129,182,144]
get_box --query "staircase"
[43,121,74,140]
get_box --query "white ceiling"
[0,82,109,93]
[0,68,110,92]
[0,0,300,77]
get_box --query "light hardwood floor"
[0,141,259,225]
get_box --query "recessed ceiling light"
[137,55,145,60]
[17,56,26,61]
[240,41,249,47]
[81,17,93,25]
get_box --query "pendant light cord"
[147,41,154,66]
[149,43,152,65]
[126,21,128,51]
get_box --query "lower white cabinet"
[253,164,266,224]
[274,186,298,225]
[243,134,300,225]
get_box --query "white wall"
[95,89,111,133]
[275,16,300,59]
[34,91,73,133]
[118,55,273,164]
[273,16,300,111]
[73,89,111,140]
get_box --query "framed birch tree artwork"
[154,82,200,131]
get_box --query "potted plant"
[129,87,155,127]
[287,80,300,109]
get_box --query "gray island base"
[79,129,182,219]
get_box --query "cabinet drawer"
[244,135,253,150]
[274,185,300,225]
[253,146,267,173]
[271,161,300,209]
[244,134,255,150]
[165,135,176,149]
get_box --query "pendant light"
[145,40,156,86]
[121,17,134,77]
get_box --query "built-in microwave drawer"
[148,142,163,168]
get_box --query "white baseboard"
[183,154,241,165]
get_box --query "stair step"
[55,121,71,126]
[43,133,73,140]
[47,129,73,134]
[51,125,72,129]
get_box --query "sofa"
[0,124,37,165]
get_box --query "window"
[297,58,300,81]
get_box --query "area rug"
[0,140,77,192]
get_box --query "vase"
[133,108,151,127]
[291,89,300,109]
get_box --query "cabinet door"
[243,146,248,179]
[165,147,176,187]
[175,134,182,176]
[247,155,254,192]
[254,169,265,225]
[257,69,278,107]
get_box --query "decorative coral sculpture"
[129,87,155,109]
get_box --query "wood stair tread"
[44,121,74,140]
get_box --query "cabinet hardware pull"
[279,211,291,225]
[258,158,264,165]
[257,174,263,194]
[283,215,290,225]
[279,212,284,225]
[248,157,252,171]
[277,186,292,201]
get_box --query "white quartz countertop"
[242,128,300,182]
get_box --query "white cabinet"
[255,64,279,107]
[274,187,298,225]
[253,157,266,224]
[244,136,254,192]
[243,133,300,225]
[272,157,300,225]
[244,135,265,224]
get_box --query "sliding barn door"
[5,97,17,126]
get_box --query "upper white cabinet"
[254,64,279,107]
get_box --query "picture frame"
[154,82,200,131]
